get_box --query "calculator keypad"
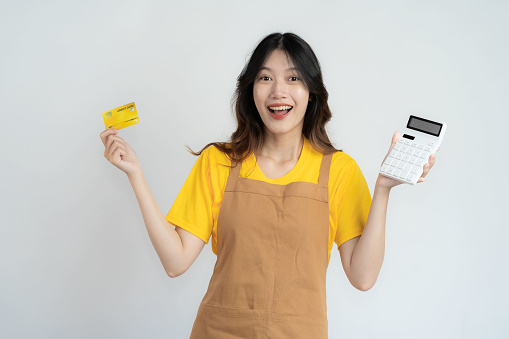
[380,137,432,183]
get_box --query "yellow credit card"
[102,102,139,130]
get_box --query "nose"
[270,78,288,98]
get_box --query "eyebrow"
[259,67,299,72]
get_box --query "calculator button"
[420,151,429,159]
[429,142,434,146]
[400,170,409,179]
[413,150,422,157]
[411,142,417,147]
[406,147,415,155]
[418,144,424,150]
[394,169,402,176]
[401,145,408,152]
[384,158,393,166]
[389,150,397,157]
[416,159,424,166]
[393,144,402,151]
[397,162,405,169]
[404,140,410,145]
[424,146,431,152]
[402,154,410,162]
[395,153,403,160]
[411,166,419,174]
[381,165,388,173]
[398,138,404,143]
[409,157,417,164]
[391,160,399,167]
[387,167,395,175]
[407,174,415,181]
[405,164,413,171]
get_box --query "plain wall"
[1,0,508,338]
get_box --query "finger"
[437,147,440,152]
[381,150,392,166]
[110,147,124,166]
[108,141,126,159]
[391,131,401,147]
[108,144,127,164]
[387,132,400,154]
[428,154,436,169]
[100,129,118,145]
[106,144,119,161]
[421,163,431,178]
[105,137,119,158]
[106,138,125,158]
[417,177,426,184]
[381,131,401,166]
[105,135,124,153]
[106,135,122,149]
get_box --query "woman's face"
[253,49,309,138]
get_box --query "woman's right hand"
[100,129,142,176]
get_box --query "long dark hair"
[186,32,342,166]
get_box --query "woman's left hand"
[376,131,439,190]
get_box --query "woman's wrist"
[374,175,393,194]
[127,168,144,182]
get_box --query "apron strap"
[318,153,333,188]
[228,158,242,179]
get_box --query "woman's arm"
[339,178,390,291]
[128,171,206,277]
[339,132,438,291]
[100,129,205,277]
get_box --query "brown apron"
[190,152,333,338]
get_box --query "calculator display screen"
[407,116,442,136]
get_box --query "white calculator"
[380,115,447,185]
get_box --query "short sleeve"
[333,156,372,249]
[165,147,215,244]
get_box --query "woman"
[100,32,438,338]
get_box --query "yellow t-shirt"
[166,136,372,264]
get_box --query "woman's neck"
[257,130,304,164]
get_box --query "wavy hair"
[186,32,342,167]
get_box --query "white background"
[1,0,508,338]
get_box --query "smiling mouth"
[268,106,293,115]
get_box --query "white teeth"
[269,105,293,110]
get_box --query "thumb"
[391,131,401,147]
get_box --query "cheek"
[298,92,309,112]
[253,86,267,110]
[292,84,309,98]
[292,88,309,116]
[295,88,309,106]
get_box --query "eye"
[289,76,300,81]
[260,76,272,81]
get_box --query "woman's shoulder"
[305,137,356,168]
[330,150,363,177]
[331,150,356,166]
[326,151,369,195]
[202,143,232,167]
